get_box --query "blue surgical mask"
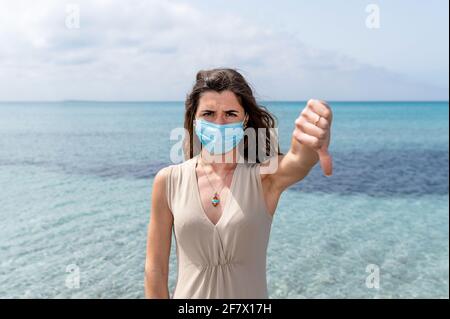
[194,119,245,155]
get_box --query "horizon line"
[0,99,448,103]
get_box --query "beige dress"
[165,154,273,299]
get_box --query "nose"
[214,113,227,125]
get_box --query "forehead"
[197,90,243,110]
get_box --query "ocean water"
[0,101,448,298]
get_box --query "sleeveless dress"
[165,154,273,299]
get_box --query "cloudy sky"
[0,0,448,101]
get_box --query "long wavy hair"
[183,68,283,163]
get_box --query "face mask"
[194,119,245,155]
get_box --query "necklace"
[198,156,235,207]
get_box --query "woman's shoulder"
[155,156,195,180]
[241,155,280,169]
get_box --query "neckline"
[192,154,240,228]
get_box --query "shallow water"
[0,101,448,298]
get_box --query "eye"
[203,111,213,116]
[226,112,237,117]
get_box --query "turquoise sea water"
[0,101,448,298]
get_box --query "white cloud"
[0,0,447,100]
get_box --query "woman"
[144,68,333,299]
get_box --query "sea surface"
[0,101,448,298]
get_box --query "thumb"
[317,146,333,177]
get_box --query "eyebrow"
[200,108,240,112]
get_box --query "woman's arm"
[144,167,173,299]
[264,99,333,194]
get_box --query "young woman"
[144,68,333,299]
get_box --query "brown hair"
[183,68,283,163]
